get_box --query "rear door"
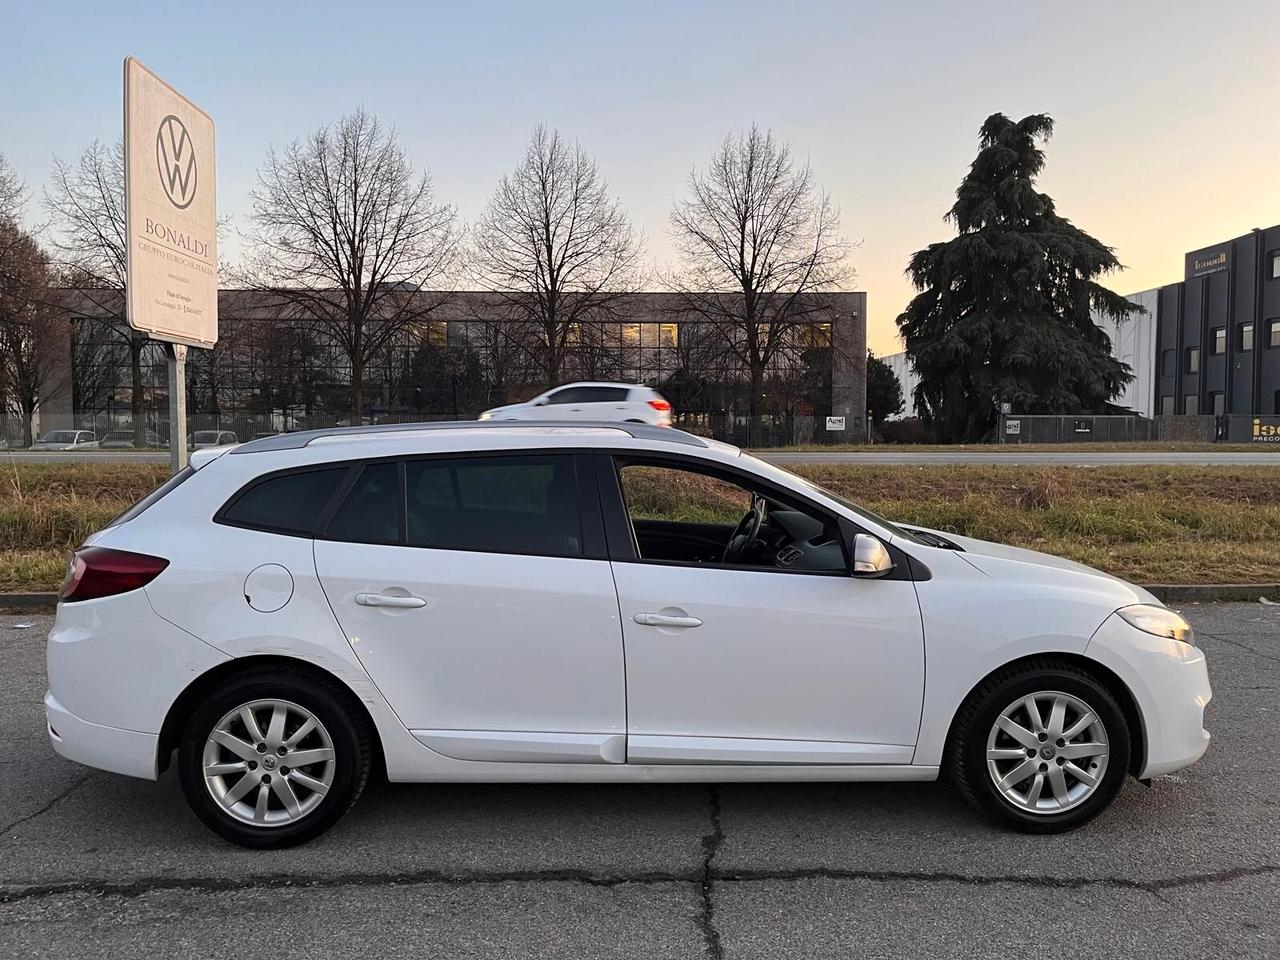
[313,451,627,764]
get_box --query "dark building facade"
[1154,224,1280,419]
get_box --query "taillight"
[59,547,169,603]
[648,399,672,412]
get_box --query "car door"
[576,386,633,421]
[313,451,627,764]
[600,453,925,765]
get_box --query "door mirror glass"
[851,533,894,577]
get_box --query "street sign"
[124,57,217,474]
[124,56,218,348]
[826,416,846,431]
[1005,419,1021,435]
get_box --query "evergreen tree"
[896,114,1137,442]
[866,350,904,427]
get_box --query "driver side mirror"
[851,534,894,578]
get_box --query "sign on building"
[124,57,218,347]
[825,416,846,431]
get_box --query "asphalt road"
[7,449,1280,466]
[2,604,1278,958]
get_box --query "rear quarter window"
[217,467,348,536]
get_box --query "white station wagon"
[46,423,1211,847]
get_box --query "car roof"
[546,381,647,390]
[231,420,710,456]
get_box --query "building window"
[1209,391,1225,416]
[1271,251,1280,280]
[1240,323,1254,352]
[1160,395,1175,416]
[1210,327,1226,355]
[1270,319,1280,348]
[1185,346,1200,374]
[1161,349,1175,376]
[1184,395,1199,415]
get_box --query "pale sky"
[3,0,1278,355]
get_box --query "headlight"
[478,411,492,421]
[1116,604,1194,644]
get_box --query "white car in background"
[45,421,1210,848]
[191,430,240,450]
[480,382,673,426]
[30,430,98,451]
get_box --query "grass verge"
[2,462,1278,590]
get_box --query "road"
[7,448,1280,466]
[2,604,1278,958]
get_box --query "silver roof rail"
[230,419,709,454]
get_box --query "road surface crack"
[696,786,725,960]
[0,772,94,838]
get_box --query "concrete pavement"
[2,604,1278,958]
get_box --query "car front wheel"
[177,668,372,848]
[949,660,1131,833]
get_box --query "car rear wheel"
[949,660,1130,833]
[177,668,372,848]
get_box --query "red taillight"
[648,399,672,412]
[59,547,169,603]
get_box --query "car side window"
[578,387,629,402]
[325,461,400,544]
[405,455,583,557]
[545,388,580,404]
[615,460,846,573]
[218,467,348,536]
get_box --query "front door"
[604,455,925,764]
[314,452,626,764]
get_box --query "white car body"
[30,430,98,451]
[480,382,673,427]
[45,422,1210,842]
[191,430,239,450]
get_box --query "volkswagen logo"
[156,114,197,209]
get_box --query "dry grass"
[2,462,1279,590]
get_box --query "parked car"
[30,430,98,451]
[46,421,1210,848]
[480,382,673,426]
[99,429,165,449]
[190,430,239,450]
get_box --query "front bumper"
[1086,613,1212,779]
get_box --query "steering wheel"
[722,495,766,564]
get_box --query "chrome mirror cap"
[851,534,894,577]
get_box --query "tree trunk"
[20,396,36,448]
[748,365,765,447]
[351,359,364,420]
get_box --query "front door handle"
[634,612,703,628]
[356,592,427,609]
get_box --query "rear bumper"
[45,692,159,780]
[1086,614,1212,779]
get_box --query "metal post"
[166,342,189,474]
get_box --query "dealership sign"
[825,416,846,431]
[1184,242,1231,280]
[124,57,218,347]
[1225,416,1280,443]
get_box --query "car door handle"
[634,612,703,628]
[355,592,427,609]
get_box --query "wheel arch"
[942,652,1147,777]
[156,654,386,778]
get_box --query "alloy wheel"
[201,698,336,827]
[985,690,1109,814]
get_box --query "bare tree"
[0,152,24,225]
[243,109,460,417]
[667,125,851,438]
[471,125,642,387]
[44,140,153,437]
[0,223,68,445]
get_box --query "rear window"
[218,467,348,536]
[405,455,582,557]
[325,462,400,544]
[106,466,196,528]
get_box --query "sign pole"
[166,343,189,472]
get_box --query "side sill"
[413,730,626,764]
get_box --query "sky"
[2,0,1278,356]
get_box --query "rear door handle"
[634,612,703,628]
[356,592,427,609]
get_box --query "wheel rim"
[202,698,336,827]
[985,690,1109,815]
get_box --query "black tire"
[177,666,372,848]
[948,658,1130,833]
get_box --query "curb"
[4,584,1279,614]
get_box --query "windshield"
[193,432,220,442]
[738,453,925,545]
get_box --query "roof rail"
[229,419,709,454]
